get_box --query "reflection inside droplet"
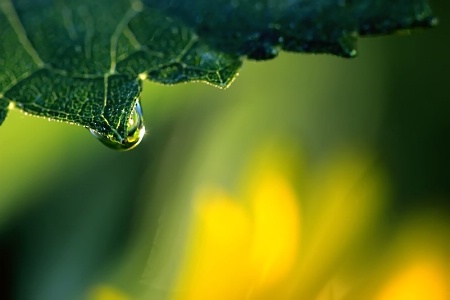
[90,100,145,151]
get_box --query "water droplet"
[90,100,145,151]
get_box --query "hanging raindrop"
[90,100,145,151]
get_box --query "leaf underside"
[0,0,436,143]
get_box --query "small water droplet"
[90,100,145,151]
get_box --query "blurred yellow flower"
[89,285,130,300]
[86,144,449,300]
[374,212,450,300]
[376,260,448,300]
[171,147,301,300]
[171,143,388,299]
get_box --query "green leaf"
[0,0,436,148]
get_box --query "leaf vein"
[0,0,45,67]
[109,2,142,74]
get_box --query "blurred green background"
[0,1,449,299]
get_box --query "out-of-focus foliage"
[0,0,435,145]
[0,0,448,299]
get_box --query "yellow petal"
[172,189,253,300]
[376,260,448,300]
[248,168,300,292]
[89,285,130,300]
